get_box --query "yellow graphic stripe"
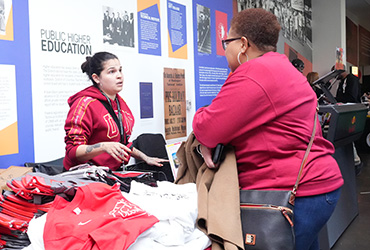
[168,30,188,59]
[0,122,19,156]
[0,5,14,41]
[137,0,160,14]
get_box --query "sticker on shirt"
[103,113,119,139]
[109,198,148,220]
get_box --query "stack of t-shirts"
[24,181,211,250]
[0,191,52,249]
[0,168,100,249]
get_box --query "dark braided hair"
[81,51,118,86]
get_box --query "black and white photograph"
[237,0,312,48]
[102,6,134,47]
[303,0,312,47]
[197,4,211,54]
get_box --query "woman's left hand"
[130,147,169,167]
[145,157,169,167]
[199,144,217,169]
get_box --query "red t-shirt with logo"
[43,183,158,250]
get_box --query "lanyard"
[100,91,126,144]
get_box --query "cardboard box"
[0,166,32,193]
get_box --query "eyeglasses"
[221,37,242,50]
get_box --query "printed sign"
[163,68,186,139]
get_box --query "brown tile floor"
[331,151,370,250]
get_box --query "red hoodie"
[193,52,343,197]
[63,86,134,170]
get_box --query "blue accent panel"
[167,1,187,52]
[0,0,34,168]
[138,4,162,56]
[193,0,233,109]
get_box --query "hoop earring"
[237,52,249,65]
[237,52,242,65]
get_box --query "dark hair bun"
[81,56,92,73]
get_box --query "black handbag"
[240,108,318,250]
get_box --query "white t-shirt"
[124,181,211,250]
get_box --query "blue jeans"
[294,188,341,250]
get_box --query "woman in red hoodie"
[63,51,166,171]
[192,8,343,250]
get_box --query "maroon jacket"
[63,86,134,170]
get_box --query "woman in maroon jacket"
[64,51,167,171]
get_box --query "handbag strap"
[289,107,319,206]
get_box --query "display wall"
[2,0,344,168]
[0,0,233,168]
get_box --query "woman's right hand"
[76,142,132,163]
[102,142,132,163]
